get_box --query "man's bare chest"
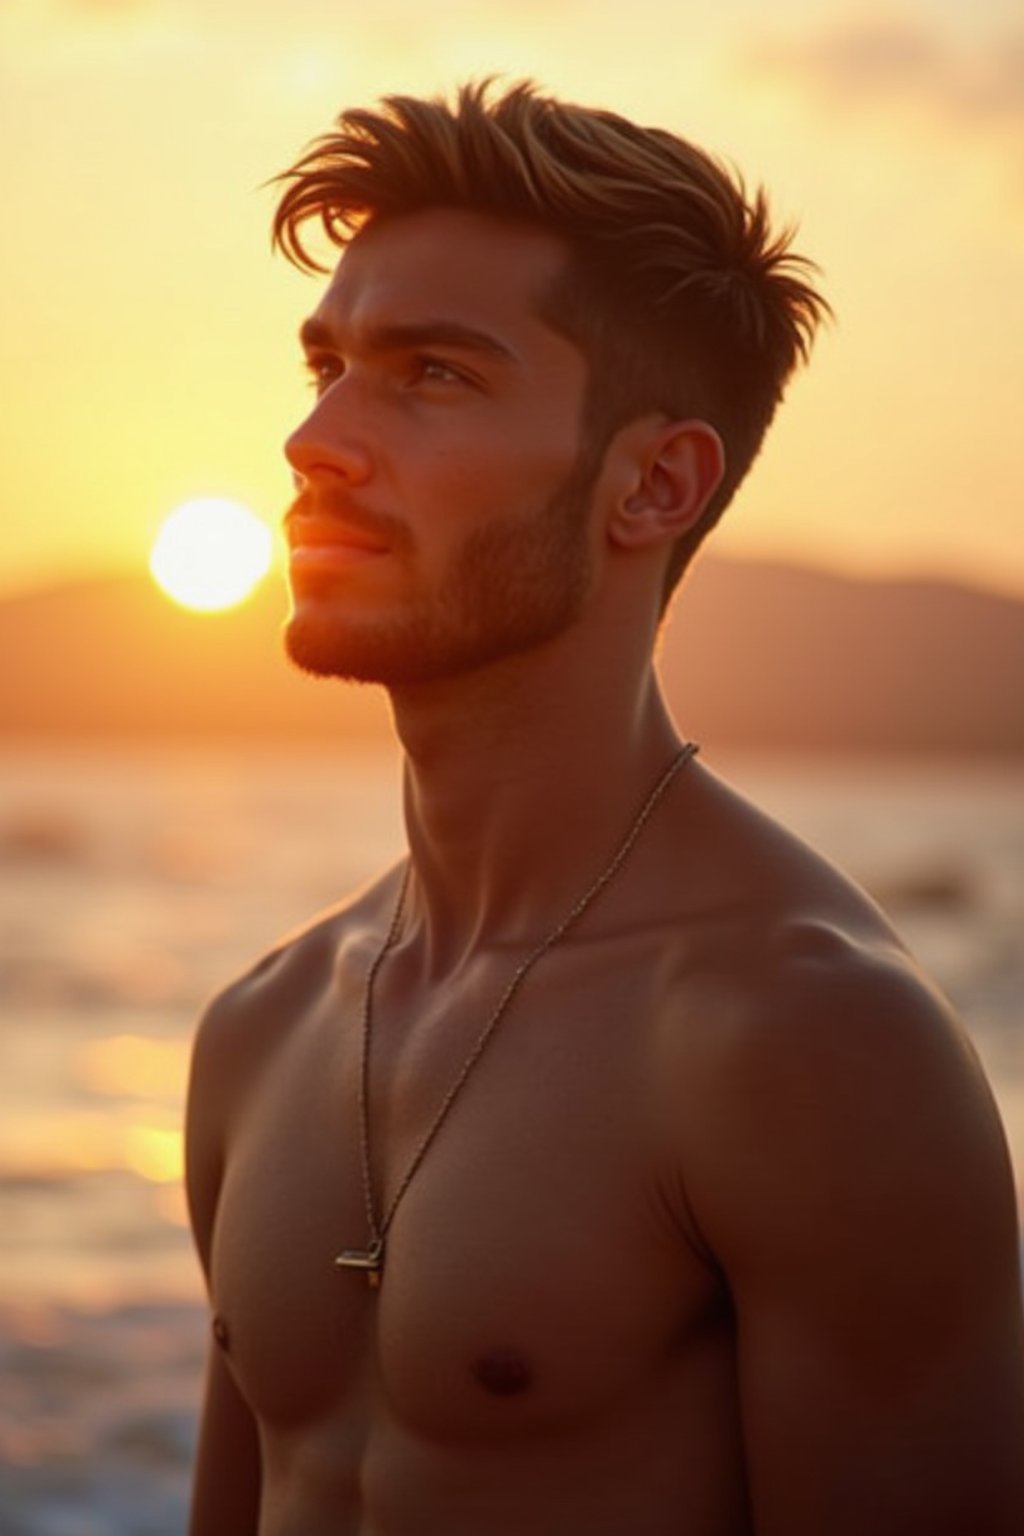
[209,947,721,1438]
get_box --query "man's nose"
[284,388,374,487]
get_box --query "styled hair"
[272,79,830,604]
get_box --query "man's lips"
[287,513,396,574]
[288,513,393,556]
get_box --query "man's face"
[282,209,599,687]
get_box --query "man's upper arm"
[685,940,1024,1535]
[185,983,239,1281]
[185,982,263,1535]
[189,1340,262,1536]
[185,961,282,1274]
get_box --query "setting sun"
[149,497,273,612]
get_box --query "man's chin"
[283,609,439,687]
[284,612,382,684]
[283,610,525,690]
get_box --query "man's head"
[273,79,830,609]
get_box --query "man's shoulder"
[666,890,967,1130]
[656,763,1002,1207]
[660,758,914,1003]
[725,913,963,1083]
[184,864,405,1260]
[189,863,403,1076]
[668,765,974,1126]
[662,897,1007,1274]
[652,908,1014,1310]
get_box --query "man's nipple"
[473,1347,534,1397]
[211,1313,231,1354]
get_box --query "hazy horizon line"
[3,552,1023,612]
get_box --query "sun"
[149,498,274,612]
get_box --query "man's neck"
[387,638,686,978]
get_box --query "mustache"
[283,488,412,552]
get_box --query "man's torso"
[193,769,910,1534]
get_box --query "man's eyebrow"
[297,316,517,364]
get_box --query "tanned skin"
[186,210,1024,1535]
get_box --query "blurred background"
[1,1,1022,1531]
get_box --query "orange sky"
[2,0,1022,601]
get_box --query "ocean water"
[1,744,1021,1533]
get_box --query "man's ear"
[607,419,725,551]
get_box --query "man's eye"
[303,355,342,394]
[410,355,465,386]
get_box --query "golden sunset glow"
[77,1035,190,1101]
[149,498,273,613]
[124,1124,184,1185]
[1,1109,185,1185]
[1,4,1022,599]
[0,1113,115,1177]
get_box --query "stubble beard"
[284,450,600,688]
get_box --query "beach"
[1,744,1021,1534]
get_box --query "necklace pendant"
[334,1236,384,1287]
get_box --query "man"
[186,81,1024,1535]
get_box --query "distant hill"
[0,571,392,744]
[660,560,1024,755]
[1,560,1022,755]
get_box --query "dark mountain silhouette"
[1,559,1021,754]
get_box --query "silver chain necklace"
[334,740,699,1287]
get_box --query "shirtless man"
[185,81,1024,1535]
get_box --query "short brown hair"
[272,79,830,604]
